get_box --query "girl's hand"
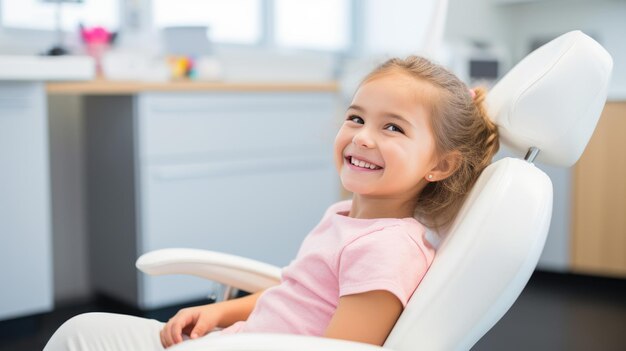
[160,304,222,348]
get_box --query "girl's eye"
[384,124,404,133]
[347,115,364,124]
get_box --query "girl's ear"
[428,151,461,182]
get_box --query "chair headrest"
[486,30,613,167]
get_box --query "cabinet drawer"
[138,159,337,259]
[137,158,338,307]
[0,82,42,108]
[137,92,338,161]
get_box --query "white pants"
[44,312,214,351]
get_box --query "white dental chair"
[136,31,613,351]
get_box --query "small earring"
[428,174,433,180]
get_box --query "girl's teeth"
[351,157,378,169]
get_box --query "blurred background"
[0,0,624,350]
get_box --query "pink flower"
[81,26,111,44]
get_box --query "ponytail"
[472,87,499,172]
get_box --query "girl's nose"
[352,129,375,148]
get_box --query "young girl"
[45,56,498,350]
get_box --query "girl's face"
[334,72,439,199]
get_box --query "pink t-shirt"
[221,200,435,336]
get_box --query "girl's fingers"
[161,308,203,347]
[190,317,211,339]
[159,328,166,348]
[161,323,170,347]
[164,321,175,347]
[164,316,180,347]
[161,327,169,348]
[171,318,187,344]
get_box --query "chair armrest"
[169,333,392,351]
[136,248,282,293]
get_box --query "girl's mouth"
[345,156,383,171]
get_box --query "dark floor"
[1,271,625,351]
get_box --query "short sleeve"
[337,226,429,307]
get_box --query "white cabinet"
[86,91,340,309]
[0,82,53,320]
[0,56,93,321]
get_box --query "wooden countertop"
[46,79,339,95]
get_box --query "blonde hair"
[362,56,499,230]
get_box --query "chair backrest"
[384,31,613,351]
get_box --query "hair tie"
[469,88,476,100]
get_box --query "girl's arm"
[324,290,403,346]
[215,289,264,328]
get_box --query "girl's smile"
[344,155,384,171]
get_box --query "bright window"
[152,0,262,44]
[274,0,350,51]
[1,0,120,31]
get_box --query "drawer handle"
[153,158,330,181]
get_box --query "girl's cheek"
[333,140,347,171]
[334,127,346,144]
[335,130,351,151]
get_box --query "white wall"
[445,0,511,46]
[362,0,438,56]
[446,0,625,98]
[442,0,516,86]
[502,0,626,99]
[0,29,57,55]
